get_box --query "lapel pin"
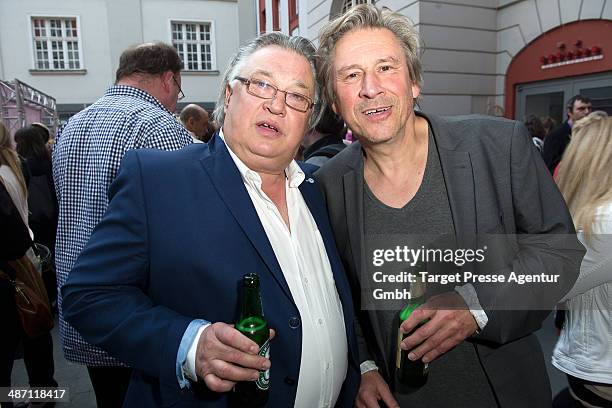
[306,178,315,184]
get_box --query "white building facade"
[263,0,612,120]
[0,0,257,120]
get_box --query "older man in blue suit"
[61,32,359,407]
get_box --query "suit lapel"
[341,151,388,368]
[200,135,294,302]
[343,169,365,288]
[424,112,478,244]
[437,148,477,245]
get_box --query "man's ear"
[412,82,421,99]
[224,85,233,112]
[161,71,174,93]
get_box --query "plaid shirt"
[53,85,192,366]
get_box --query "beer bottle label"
[396,328,403,369]
[396,325,429,373]
[256,339,271,390]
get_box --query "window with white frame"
[341,0,373,14]
[31,17,81,70]
[171,21,214,71]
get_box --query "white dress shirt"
[186,131,348,407]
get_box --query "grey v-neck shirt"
[363,130,497,407]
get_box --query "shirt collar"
[219,128,305,188]
[104,85,170,113]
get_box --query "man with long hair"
[315,5,584,407]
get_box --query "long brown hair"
[0,121,27,197]
[557,113,612,240]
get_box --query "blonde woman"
[0,122,29,230]
[553,113,612,407]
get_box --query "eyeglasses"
[173,75,185,101]
[234,76,314,113]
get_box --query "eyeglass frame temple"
[173,75,185,100]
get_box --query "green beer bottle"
[233,273,270,407]
[396,273,428,389]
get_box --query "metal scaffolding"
[0,78,58,136]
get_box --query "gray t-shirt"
[364,130,498,407]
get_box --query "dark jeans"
[86,365,133,408]
[567,374,612,408]
[0,282,58,407]
[553,375,612,408]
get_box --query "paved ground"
[9,313,567,407]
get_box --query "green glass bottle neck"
[399,296,425,322]
[399,277,426,321]
[240,286,264,320]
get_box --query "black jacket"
[0,182,31,262]
[542,121,571,173]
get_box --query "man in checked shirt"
[52,42,192,408]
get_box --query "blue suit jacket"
[62,134,360,407]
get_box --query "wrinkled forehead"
[332,28,406,69]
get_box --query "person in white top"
[554,113,612,407]
[60,33,360,407]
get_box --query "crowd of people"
[1,122,59,408]
[1,4,610,408]
[522,99,612,407]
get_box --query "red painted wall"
[505,19,612,119]
[289,0,299,33]
[259,0,266,34]
[272,0,280,31]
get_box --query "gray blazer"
[315,111,584,407]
